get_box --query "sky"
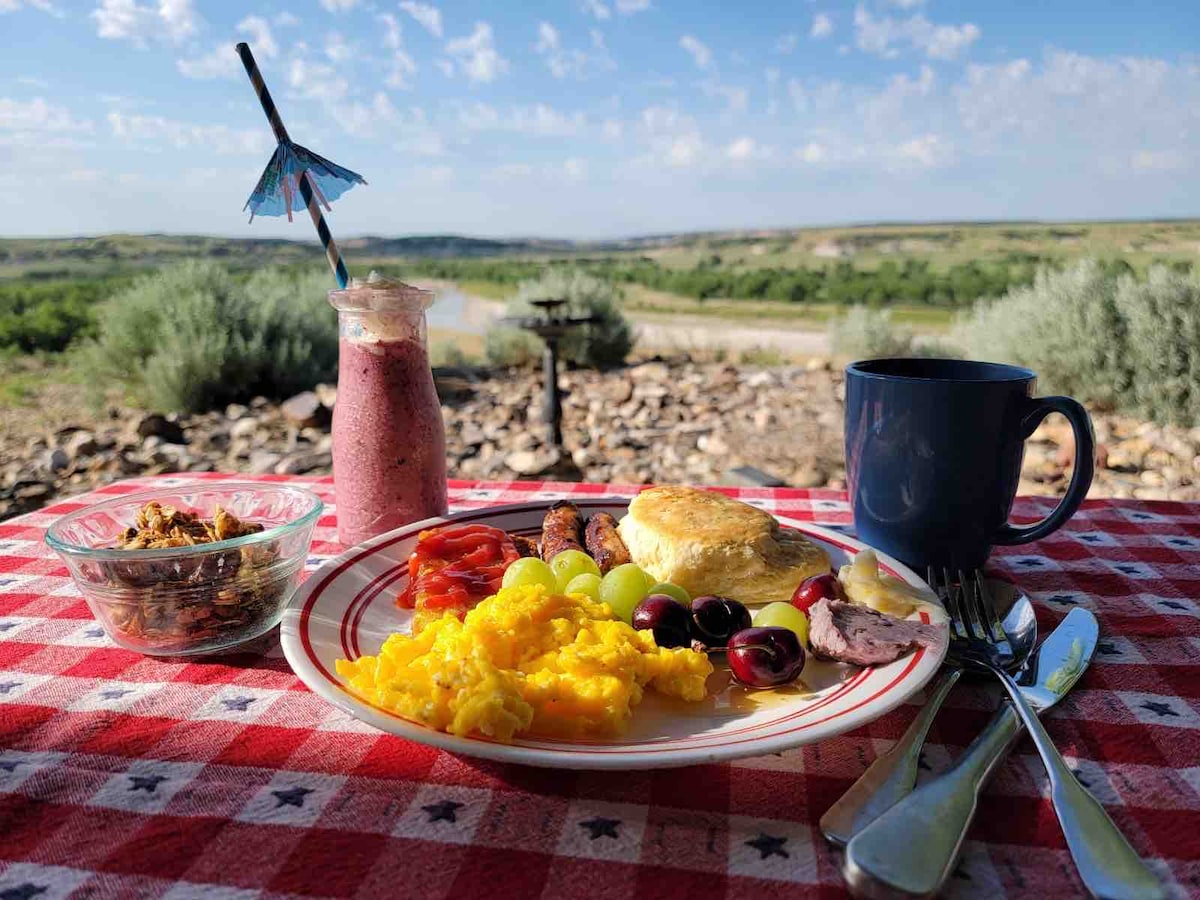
[1,0,1198,239]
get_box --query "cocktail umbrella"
[236,42,365,288]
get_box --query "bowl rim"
[44,482,324,561]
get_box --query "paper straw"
[235,42,350,289]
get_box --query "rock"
[805,357,832,372]
[274,452,332,475]
[315,383,337,408]
[791,465,828,489]
[229,418,259,441]
[280,391,330,429]
[61,430,98,460]
[630,362,670,382]
[505,448,559,476]
[137,414,186,444]
[225,403,249,420]
[248,450,283,475]
[42,448,70,474]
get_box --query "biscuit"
[618,486,831,606]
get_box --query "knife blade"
[842,608,1100,899]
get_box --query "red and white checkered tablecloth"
[1,473,1198,899]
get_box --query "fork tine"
[973,570,1007,642]
[958,569,988,639]
[941,567,967,638]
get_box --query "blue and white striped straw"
[236,42,350,289]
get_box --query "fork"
[942,571,1163,900]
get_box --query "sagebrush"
[956,260,1200,425]
[81,262,337,413]
[486,269,634,369]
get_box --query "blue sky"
[1,0,1198,239]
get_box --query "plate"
[280,499,946,770]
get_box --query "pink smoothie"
[332,335,447,546]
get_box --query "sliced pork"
[808,598,945,667]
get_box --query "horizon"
[2,1,1198,239]
[7,214,1200,245]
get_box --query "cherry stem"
[717,643,776,658]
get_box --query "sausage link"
[541,501,585,561]
[585,512,632,574]
[511,535,541,559]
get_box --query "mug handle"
[994,396,1095,546]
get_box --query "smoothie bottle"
[329,275,448,546]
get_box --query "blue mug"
[844,358,1094,571]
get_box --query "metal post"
[543,336,563,449]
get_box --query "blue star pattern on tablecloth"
[129,774,168,793]
[221,696,257,712]
[0,759,20,773]
[1141,701,1180,718]
[0,622,17,632]
[0,681,21,695]
[745,833,789,859]
[101,689,132,700]
[1047,594,1079,605]
[1,884,47,900]
[422,800,463,823]
[579,817,621,839]
[272,787,313,808]
[84,627,105,638]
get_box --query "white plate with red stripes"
[280,500,945,770]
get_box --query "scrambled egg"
[838,550,948,623]
[336,584,714,743]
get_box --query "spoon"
[820,575,1037,846]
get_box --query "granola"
[100,501,289,652]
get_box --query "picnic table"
[1,473,1197,898]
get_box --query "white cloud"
[16,76,50,88]
[435,58,454,77]
[377,13,417,88]
[890,133,951,167]
[726,136,755,160]
[888,0,925,8]
[274,11,299,27]
[602,118,623,139]
[580,0,610,20]
[615,0,651,13]
[318,0,357,12]
[853,5,980,61]
[1130,149,1185,172]
[325,32,354,63]
[107,110,267,155]
[458,101,585,137]
[1,0,60,15]
[399,0,442,38]
[178,15,277,80]
[287,56,350,103]
[563,157,586,179]
[679,35,712,70]
[91,0,199,46]
[176,45,235,80]
[0,97,92,138]
[340,91,400,135]
[700,80,748,112]
[446,22,508,84]
[667,133,703,166]
[238,16,277,58]
[811,13,833,39]
[535,20,614,79]
[796,141,827,164]
[775,33,797,54]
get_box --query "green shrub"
[1116,267,1200,425]
[0,276,123,352]
[80,262,337,413]
[829,306,916,358]
[954,260,1132,409]
[956,259,1200,425]
[486,269,634,369]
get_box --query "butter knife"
[843,608,1110,898]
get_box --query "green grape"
[564,573,602,602]
[599,563,652,623]
[647,582,690,606]
[549,549,601,592]
[501,557,558,593]
[754,601,810,645]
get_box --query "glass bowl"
[45,483,323,656]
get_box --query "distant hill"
[2,219,1197,279]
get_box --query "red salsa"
[398,524,519,629]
